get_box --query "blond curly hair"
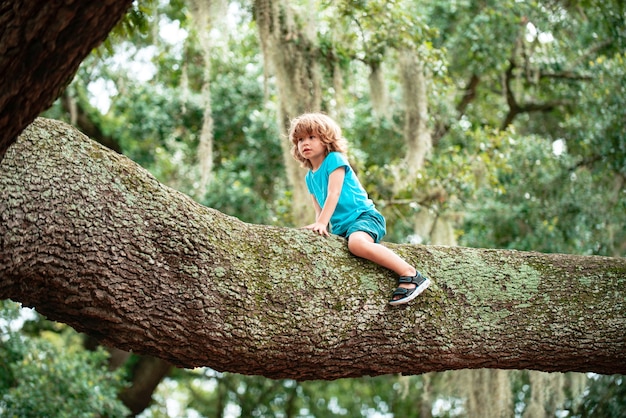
[288,113,348,169]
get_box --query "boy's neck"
[309,153,327,171]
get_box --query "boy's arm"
[310,194,322,220]
[304,167,345,236]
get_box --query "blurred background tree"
[3,0,624,416]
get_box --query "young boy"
[288,112,430,305]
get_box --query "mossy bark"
[1,118,625,380]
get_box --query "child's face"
[296,131,327,168]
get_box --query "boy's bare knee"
[347,238,360,254]
[347,233,370,256]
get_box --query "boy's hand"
[304,222,329,237]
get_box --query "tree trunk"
[0,0,133,159]
[254,0,321,225]
[368,61,389,119]
[188,0,225,194]
[1,118,625,381]
[119,355,173,416]
[399,51,431,179]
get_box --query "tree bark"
[1,118,625,381]
[0,0,133,160]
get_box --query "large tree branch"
[1,118,625,380]
[0,0,133,159]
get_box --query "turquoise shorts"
[344,210,387,243]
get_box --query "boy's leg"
[348,231,430,304]
[347,231,416,280]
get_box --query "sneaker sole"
[388,278,431,306]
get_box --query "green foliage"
[564,53,626,175]
[461,133,626,255]
[358,126,512,244]
[99,1,156,55]
[458,50,626,256]
[330,0,437,62]
[144,369,435,417]
[208,37,285,207]
[343,111,405,169]
[426,0,528,75]
[0,301,129,417]
[200,165,274,224]
[108,82,200,171]
[573,374,626,418]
